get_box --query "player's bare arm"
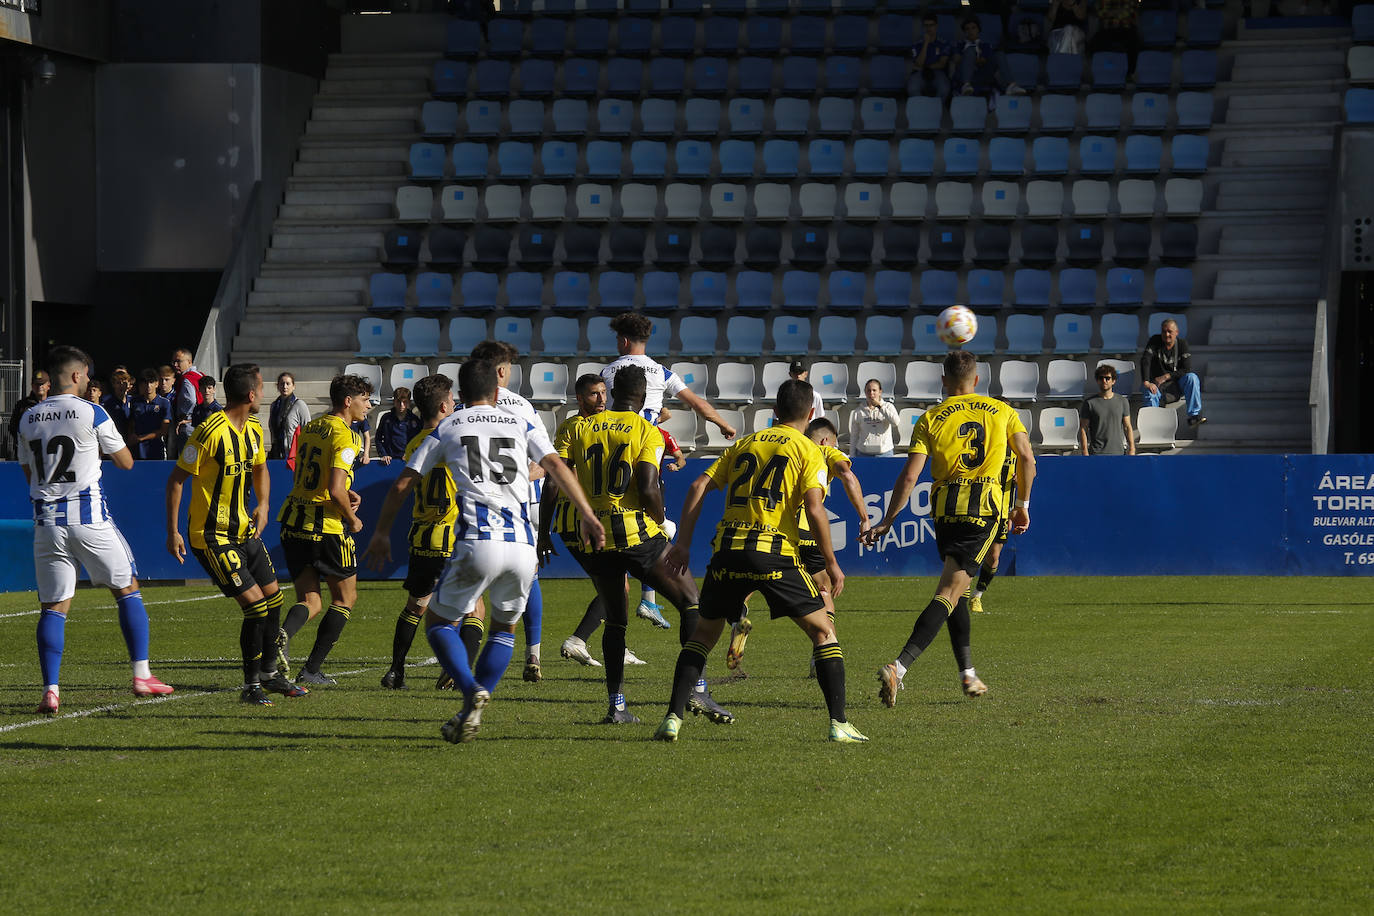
[664,472,715,574]
[832,459,871,536]
[329,467,363,533]
[109,446,134,470]
[251,460,271,536]
[634,460,665,524]
[802,486,845,599]
[362,468,420,569]
[164,465,191,562]
[861,452,928,545]
[536,469,562,564]
[677,387,736,440]
[1010,431,1036,535]
[539,454,606,551]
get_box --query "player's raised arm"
[676,386,736,440]
[1009,430,1036,535]
[861,452,928,545]
[830,457,870,537]
[538,454,605,551]
[165,465,191,562]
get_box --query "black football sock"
[602,621,627,697]
[459,616,486,668]
[976,563,998,594]
[573,596,604,642]
[239,596,270,685]
[304,604,349,674]
[391,607,422,671]
[258,591,285,679]
[948,596,973,671]
[668,641,709,718]
[812,642,847,722]
[283,602,310,640]
[677,604,701,648]
[897,596,954,669]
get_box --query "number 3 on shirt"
[957,421,986,471]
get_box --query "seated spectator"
[375,386,420,461]
[101,368,135,440]
[957,17,1026,97]
[7,369,49,457]
[129,369,172,460]
[850,378,902,458]
[85,378,104,404]
[909,13,954,101]
[190,375,222,428]
[1047,0,1088,55]
[1141,318,1206,427]
[1078,365,1136,455]
[268,371,311,459]
[1006,9,1050,54]
[1089,0,1141,76]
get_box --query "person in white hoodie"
[849,378,901,457]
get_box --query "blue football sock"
[36,610,66,687]
[474,631,516,694]
[116,590,150,662]
[426,621,477,696]
[522,579,543,652]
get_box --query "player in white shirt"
[364,359,604,743]
[16,345,174,715]
[600,313,739,628]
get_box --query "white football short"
[431,540,536,626]
[33,523,138,603]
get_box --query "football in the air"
[935,305,978,347]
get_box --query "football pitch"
[0,576,1370,913]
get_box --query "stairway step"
[284,188,397,205]
[299,145,409,163]
[270,229,383,248]
[278,203,396,220]
[320,78,428,94]
[311,103,419,121]
[1217,237,1323,255]
[265,246,379,263]
[1211,310,1314,329]
[247,290,366,308]
[293,161,406,178]
[1222,133,1335,152]
[306,119,418,137]
[1223,105,1341,125]
[324,64,433,81]
[1208,326,1314,346]
[1226,90,1342,108]
[255,275,368,292]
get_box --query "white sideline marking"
[0,593,223,620]
[0,660,437,735]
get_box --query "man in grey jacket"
[1141,319,1206,428]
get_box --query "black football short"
[567,535,669,581]
[934,517,1000,578]
[403,550,447,599]
[281,529,357,581]
[193,538,277,599]
[700,549,825,622]
[796,538,827,575]
[994,513,1010,544]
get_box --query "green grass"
[1,576,1371,913]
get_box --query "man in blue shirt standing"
[128,370,171,460]
[375,386,421,462]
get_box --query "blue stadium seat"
[586,317,618,357]
[840,0,877,11]
[789,15,826,55]
[876,14,915,53]
[690,271,727,312]
[618,17,653,56]
[553,272,590,313]
[596,99,633,138]
[564,59,600,98]
[728,98,764,136]
[790,225,829,269]
[735,271,773,311]
[1007,53,1041,91]
[630,140,667,179]
[818,316,859,355]
[977,11,1003,48]
[649,58,686,96]
[675,140,711,179]
[824,56,863,95]
[692,59,729,97]
[1037,94,1076,133]
[493,317,533,356]
[1107,267,1145,306]
[540,317,580,357]
[639,271,678,313]
[1085,93,1123,131]
[1011,266,1049,310]
[763,140,800,178]
[817,97,855,135]
[1004,313,1045,354]
[446,20,481,59]
[942,138,979,177]
[704,17,740,55]
[586,141,623,180]
[607,59,644,96]
[660,16,697,55]
[1129,92,1168,131]
[1046,54,1084,91]
[497,142,534,180]
[1135,51,1173,90]
[995,96,1032,133]
[487,19,524,58]
[1346,88,1374,123]
[1357,4,1374,41]
[1068,222,1104,264]
[432,60,468,99]
[357,317,395,357]
[906,96,944,135]
[1140,9,1177,49]
[1091,52,1129,90]
[573,18,611,56]
[472,227,511,269]
[781,57,820,95]
[1058,268,1097,306]
[448,317,487,356]
[807,140,845,177]
[1053,314,1091,354]
[912,316,946,356]
[827,271,865,311]
[1125,134,1163,175]
[530,19,567,57]
[865,314,904,355]
[1181,50,1217,88]
[1186,9,1223,48]
[771,316,811,355]
[544,0,576,14]
[712,0,745,13]
[746,225,782,269]
[598,272,635,312]
[409,142,446,181]
[415,272,453,313]
[426,226,465,268]
[520,60,556,98]
[509,99,547,138]
[540,142,577,180]
[833,15,869,53]
[782,270,821,311]
[1175,92,1214,129]
[725,316,764,357]
[869,56,907,94]
[1171,135,1209,173]
[950,95,987,133]
[920,270,958,308]
[475,60,511,98]
[506,271,544,313]
[460,272,498,312]
[873,270,917,313]
[1032,136,1069,176]
[420,100,458,138]
[746,17,782,55]
[989,137,1026,177]
[711,140,752,179]
[773,97,810,136]
[861,97,898,135]
[1154,267,1193,305]
[1161,222,1199,262]
[636,99,673,138]
[882,225,920,269]
[1100,313,1140,352]
[968,269,1004,307]
[737,57,774,95]
[369,273,406,314]
[463,100,501,138]
[627,0,662,12]
[965,314,996,355]
[1079,136,1117,175]
[852,139,889,177]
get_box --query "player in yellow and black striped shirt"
[654,378,866,744]
[165,363,306,704]
[276,373,372,686]
[378,373,456,689]
[862,350,1036,707]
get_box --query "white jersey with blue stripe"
[407,404,554,546]
[17,394,128,527]
[601,355,686,424]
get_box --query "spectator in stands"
[352,413,374,467]
[190,376,222,429]
[909,14,954,101]
[375,386,420,461]
[156,364,177,454]
[958,17,1027,97]
[1089,0,1142,77]
[85,378,104,404]
[850,379,902,458]
[1142,318,1207,427]
[1047,0,1088,55]
[1078,365,1136,455]
[129,369,172,460]
[268,371,311,459]
[101,369,135,440]
[789,360,825,422]
[8,369,49,456]
[170,348,204,455]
